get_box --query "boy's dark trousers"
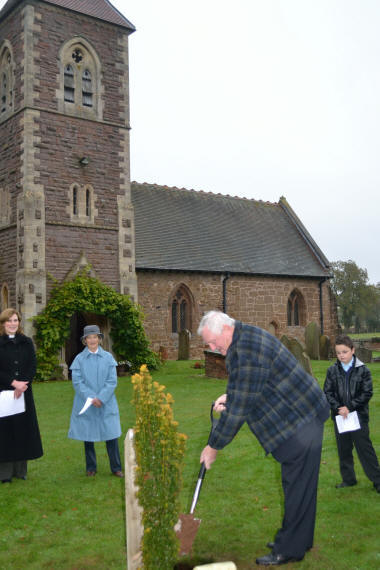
[334,422,380,486]
[84,439,122,473]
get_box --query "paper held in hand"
[79,397,94,415]
[0,390,25,417]
[335,411,361,433]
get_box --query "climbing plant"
[33,270,160,380]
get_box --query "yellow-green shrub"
[131,365,187,569]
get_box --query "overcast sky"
[1,1,378,283]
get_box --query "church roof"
[131,182,331,278]
[0,0,135,31]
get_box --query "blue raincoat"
[68,346,121,442]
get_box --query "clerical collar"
[8,334,15,339]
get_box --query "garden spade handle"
[189,401,216,514]
[190,462,207,514]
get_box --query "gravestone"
[319,334,330,360]
[281,334,291,352]
[355,346,372,363]
[204,350,228,379]
[281,335,313,375]
[178,329,191,360]
[305,322,320,360]
[125,430,143,570]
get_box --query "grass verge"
[1,359,380,569]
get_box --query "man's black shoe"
[335,481,357,488]
[256,552,303,565]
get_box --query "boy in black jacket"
[324,334,380,492]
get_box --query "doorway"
[65,311,110,372]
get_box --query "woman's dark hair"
[335,334,354,349]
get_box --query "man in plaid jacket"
[198,311,329,566]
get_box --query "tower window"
[1,72,7,113]
[86,187,91,216]
[73,185,78,215]
[68,184,97,224]
[60,39,100,118]
[82,69,92,107]
[0,44,14,118]
[64,65,74,103]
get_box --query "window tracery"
[0,42,14,119]
[171,285,193,333]
[287,289,305,326]
[58,39,101,119]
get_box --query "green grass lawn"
[1,359,380,569]
[351,333,380,339]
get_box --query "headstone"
[281,335,313,375]
[204,350,227,379]
[355,346,372,363]
[289,338,313,375]
[178,329,191,360]
[319,334,330,360]
[305,322,320,360]
[280,334,291,352]
[125,429,143,570]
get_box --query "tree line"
[330,260,380,333]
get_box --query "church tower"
[0,0,137,337]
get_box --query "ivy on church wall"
[33,270,160,381]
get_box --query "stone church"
[0,0,338,368]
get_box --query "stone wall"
[137,271,338,360]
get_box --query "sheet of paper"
[0,390,25,417]
[79,397,94,415]
[335,410,361,433]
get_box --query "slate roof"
[131,182,331,278]
[0,0,135,31]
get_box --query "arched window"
[1,72,7,113]
[64,64,75,102]
[287,289,305,326]
[171,285,193,333]
[72,185,78,215]
[59,39,101,119]
[0,186,10,226]
[0,43,14,119]
[172,299,178,333]
[82,69,92,107]
[68,184,97,224]
[1,283,9,310]
[85,187,91,216]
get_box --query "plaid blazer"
[208,321,329,454]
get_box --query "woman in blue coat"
[68,325,123,477]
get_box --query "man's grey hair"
[197,311,235,336]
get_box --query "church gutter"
[222,272,230,313]
[319,277,328,335]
